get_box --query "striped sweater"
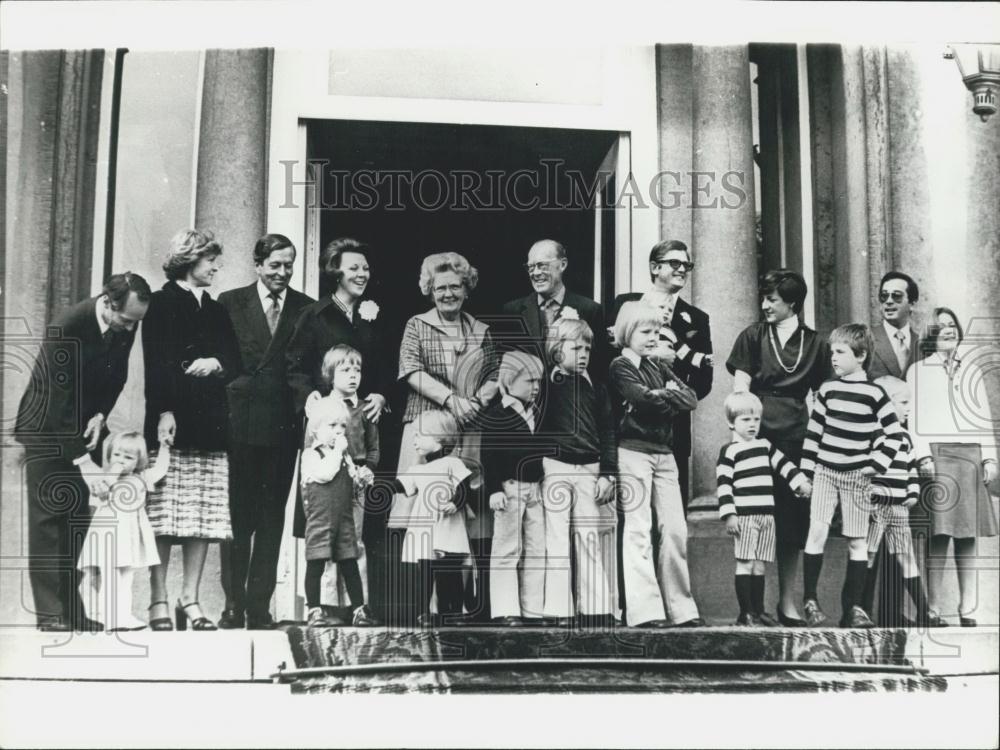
[869,431,920,506]
[800,377,903,477]
[716,438,808,518]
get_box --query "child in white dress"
[78,431,169,631]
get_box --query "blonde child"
[539,319,618,626]
[78,431,169,631]
[717,393,811,626]
[609,301,701,627]
[481,351,546,625]
[864,376,945,628]
[320,345,379,613]
[394,409,476,626]
[300,392,377,627]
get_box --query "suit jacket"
[218,283,315,447]
[285,295,392,417]
[499,289,610,384]
[14,297,138,460]
[142,281,241,452]
[869,321,919,381]
[608,292,713,458]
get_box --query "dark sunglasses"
[879,290,908,304]
[659,259,695,272]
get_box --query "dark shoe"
[37,616,71,632]
[351,605,381,627]
[246,612,277,630]
[148,601,174,632]
[735,612,758,626]
[306,606,338,628]
[634,618,671,628]
[218,608,245,629]
[756,611,779,627]
[491,615,525,627]
[175,600,217,631]
[803,599,827,628]
[674,617,706,628]
[845,605,875,629]
[777,610,807,627]
[74,616,105,633]
[960,616,977,628]
[924,612,949,628]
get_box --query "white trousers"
[618,448,699,625]
[541,458,617,617]
[489,481,545,618]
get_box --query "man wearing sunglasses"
[608,240,713,512]
[869,271,920,381]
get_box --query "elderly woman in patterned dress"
[142,229,240,631]
[388,252,499,624]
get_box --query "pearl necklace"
[768,324,804,374]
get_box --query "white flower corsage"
[358,300,380,322]
[680,311,692,324]
[559,306,580,321]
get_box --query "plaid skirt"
[146,449,232,540]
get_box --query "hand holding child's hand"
[703,353,715,368]
[441,501,459,516]
[725,515,740,537]
[489,492,507,512]
[795,480,812,499]
[357,466,375,486]
[595,476,615,505]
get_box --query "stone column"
[690,45,759,501]
[656,44,694,246]
[194,49,271,290]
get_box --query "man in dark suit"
[868,271,920,381]
[14,272,152,631]
[217,234,314,629]
[608,240,713,511]
[865,270,920,627]
[499,239,610,383]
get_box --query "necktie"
[266,293,281,335]
[540,298,559,330]
[895,330,909,374]
[102,329,114,349]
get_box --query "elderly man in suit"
[609,240,713,512]
[500,239,610,383]
[14,272,152,631]
[865,270,921,627]
[869,271,920,381]
[217,233,314,629]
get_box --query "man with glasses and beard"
[609,240,713,512]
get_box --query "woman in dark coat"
[143,229,240,630]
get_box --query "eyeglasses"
[432,283,464,296]
[659,259,695,272]
[879,290,907,303]
[524,261,559,273]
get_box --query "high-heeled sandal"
[148,600,174,631]
[175,600,217,631]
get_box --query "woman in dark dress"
[726,269,829,625]
[143,229,241,631]
[285,238,392,617]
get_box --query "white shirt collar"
[622,347,643,368]
[501,392,535,432]
[337,392,359,408]
[537,285,566,309]
[95,298,110,336]
[257,280,285,307]
[176,279,205,305]
[552,366,592,385]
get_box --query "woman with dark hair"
[726,269,830,626]
[285,238,392,619]
[143,229,240,630]
[907,306,998,626]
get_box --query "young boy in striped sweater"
[863,376,946,628]
[800,323,904,628]
[717,392,812,626]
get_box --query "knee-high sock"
[337,558,364,611]
[862,562,878,617]
[305,559,325,609]
[735,574,752,616]
[803,553,824,602]
[843,559,868,612]
[750,574,766,615]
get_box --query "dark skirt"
[922,443,998,539]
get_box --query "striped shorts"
[867,503,913,555]
[733,514,776,563]
[812,465,871,539]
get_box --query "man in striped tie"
[800,323,905,629]
[717,392,812,626]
